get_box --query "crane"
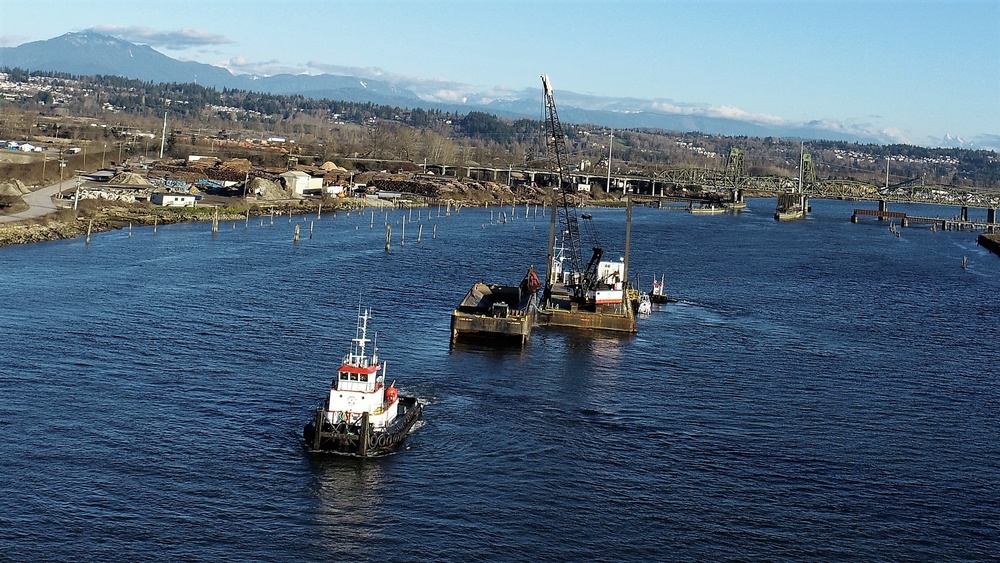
[540,74,603,303]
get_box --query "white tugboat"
[303,306,422,456]
[650,274,678,304]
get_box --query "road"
[0,178,78,224]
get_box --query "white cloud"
[87,25,233,50]
[648,100,785,125]
[223,55,304,76]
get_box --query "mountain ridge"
[0,31,989,149]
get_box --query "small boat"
[450,267,541,346]
[636,292,652,315]
[650,274,677,304]
[303,306,422,456]
[689,204,727,215]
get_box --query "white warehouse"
[279,171,323,196]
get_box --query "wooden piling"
[310,221,314,239]
[245,209,250,228]
[153,215,157,235]
[417,224,423,242]
[401,217,406,246]
[433,224,437,239]
[317,202,322,220]
[294,224,300,242]
[385,225,392,251]
[128,222,132,238]
[86,219,92,245]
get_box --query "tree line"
[2,67,997,188]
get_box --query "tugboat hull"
[304,396,422,456]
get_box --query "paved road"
[0,178,77,224]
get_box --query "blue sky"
[1,0,997,148]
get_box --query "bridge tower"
[802,153,817,186]
[724,147,746,179]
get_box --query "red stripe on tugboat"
[303,306,422,457]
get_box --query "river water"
[1,198,997,561]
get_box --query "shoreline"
[0,197,406,247]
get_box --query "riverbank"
[0,197,402,247]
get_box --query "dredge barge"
[303,307,422,456]
[535,75,637,334]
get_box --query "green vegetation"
[2,67,998,190]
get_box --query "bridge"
[426,147,998,215]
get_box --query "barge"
[535,74,637,333]
[450,267,541,346]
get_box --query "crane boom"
[540,74,602,297]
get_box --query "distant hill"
[0,31,424,107]
[0,31,963,147]
[0,31,234,86]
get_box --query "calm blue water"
[1,199,998,561]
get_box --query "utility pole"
[607,129,614,193]
[159,111,167,159]
[73,170,86,210]
[59,154,66,187]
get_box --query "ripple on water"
[1,201,998,560]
